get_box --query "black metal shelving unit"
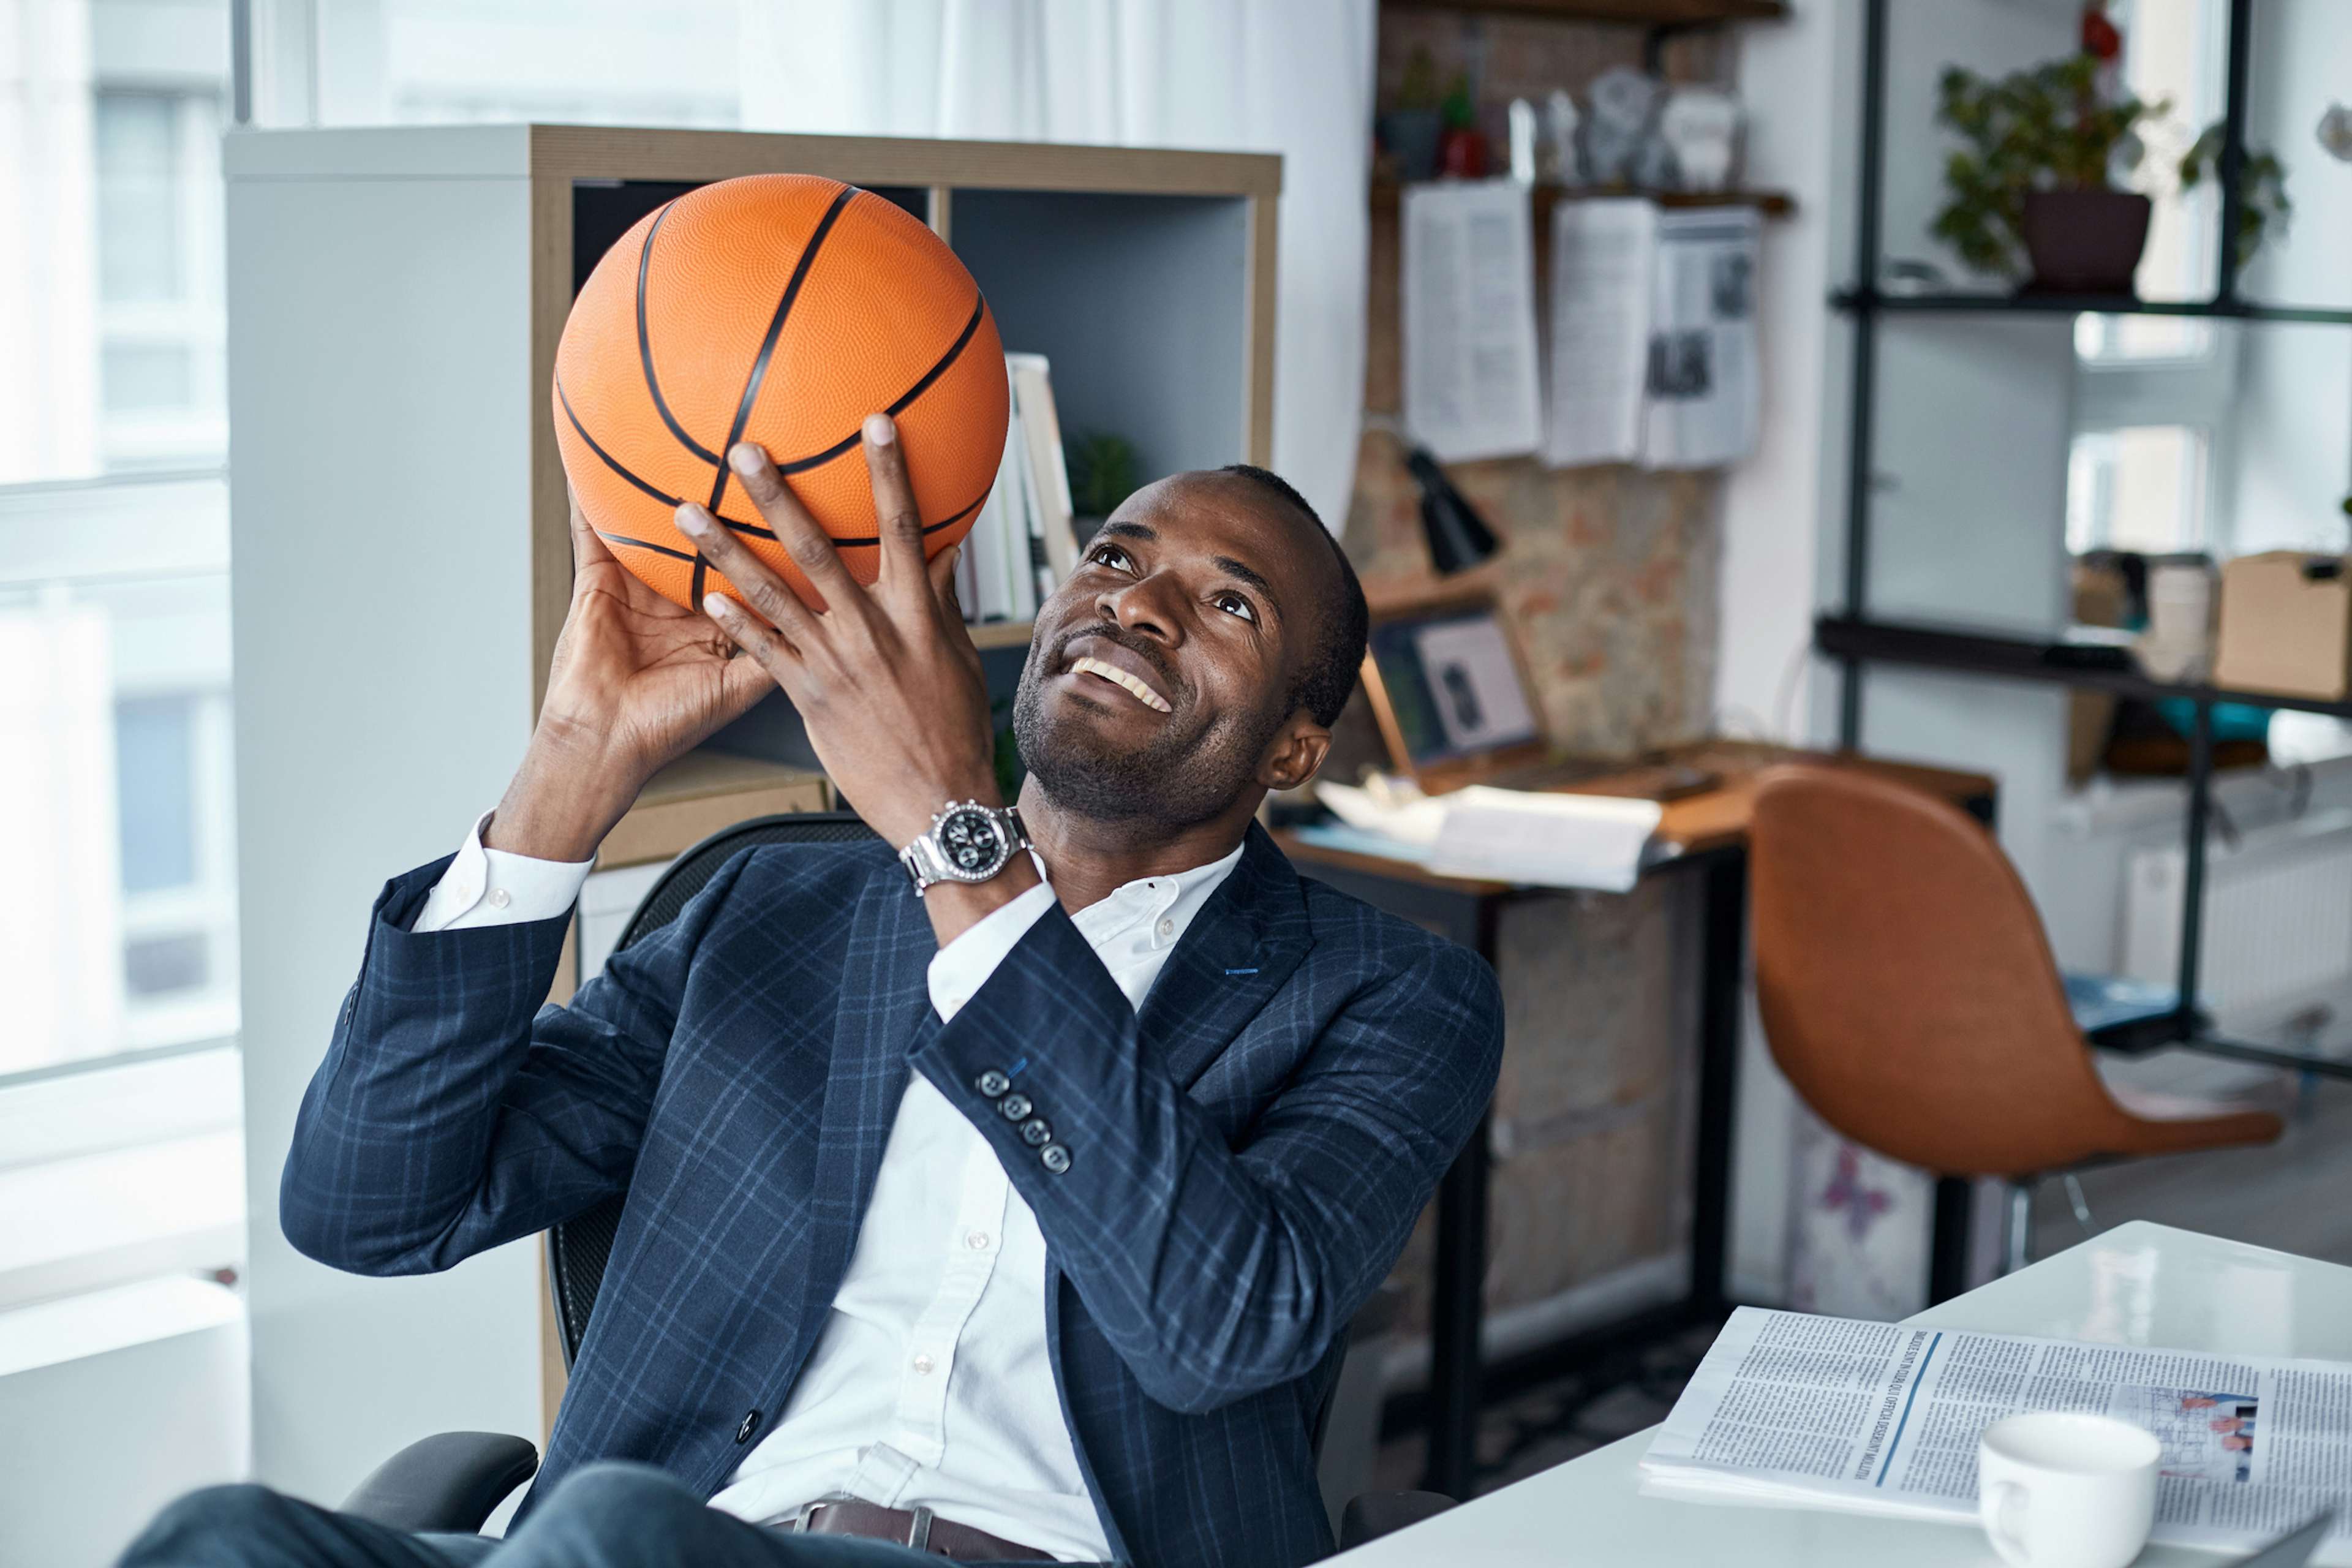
[1824,0,2352,1090]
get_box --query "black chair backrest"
[545,810,879,1367]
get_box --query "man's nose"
[1097,575,1182,647]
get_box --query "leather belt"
[782,1496,1050,1562]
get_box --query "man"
[127,417,1502,1567]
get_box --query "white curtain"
[740,0,1375,530]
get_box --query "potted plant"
[1933,5,2288,295]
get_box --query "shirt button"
[998,1093,1033,1121]
[1021,1117,1053,1147]
[974,1071,1010,1098]
[965,1230,993,1251]
[735,1409,761,1444]
[1156,917,1175,940]
[486,888,511,910]
[911,1353,935,1374]
[1041,1144,1072,1174]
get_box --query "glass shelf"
[1831,288,2352,328]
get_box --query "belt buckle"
[782,1493,851,1533]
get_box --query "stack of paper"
[1313,778,1660,893]
[961,353,1080,626]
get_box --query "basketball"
[554,174,1008,612]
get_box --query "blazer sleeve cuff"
[908,904,1138,1185]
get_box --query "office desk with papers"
[1330,1222,2352,1566]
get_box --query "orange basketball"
[554,174,1008,612]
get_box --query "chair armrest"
[1340,1489,1457,1548]
[339,1431,540,1534]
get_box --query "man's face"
[1011,472,1335,827]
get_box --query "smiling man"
[123,419,1502,1568]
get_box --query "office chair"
[1747,766,2283,1303]
[338,810,1454,1549]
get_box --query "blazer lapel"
[795,861,930,1327]
[1137,824,1314,1089]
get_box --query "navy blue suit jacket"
[283,824,1503,1566]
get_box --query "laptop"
[1357,589,1716,801]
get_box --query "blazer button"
[735,1409,761,1444]
[975,1070,1010,1099]
[1041,1144,1071,1174]
[998,1093,1033,1121]
[1021,1117,1053,1147]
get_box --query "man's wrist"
[870,777,1005,854]
[486,733,644,862]
[921,852,1044,949]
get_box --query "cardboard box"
[2213,552,2352,700]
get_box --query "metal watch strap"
[898,802,1029,894]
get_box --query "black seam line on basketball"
[636,201,723,468]
[557,377,777,540]
[690,554,709,606]
[772,293,986,477]
[706,182,861,512]
[596,530,698,563]
[826,485,989,548]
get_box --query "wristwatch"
[899,801,1031,895]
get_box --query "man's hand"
[679,415,1041,940]
[488,494,774,862]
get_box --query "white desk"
[1336,1223,2352,1566]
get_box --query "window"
[2067,0,2237,559]
[1,0,235,1088]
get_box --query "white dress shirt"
[414,812,1245,1561]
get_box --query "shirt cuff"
[412,810,595,933]
[926,879,1057,1023]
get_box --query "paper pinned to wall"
[1542,197,1656,468]
[1640,205,1761,470]
[1402,179,1543,462]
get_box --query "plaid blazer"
[282,823,1503,1567]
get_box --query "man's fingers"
[703,592,812,704]
[567,489,618,573]
[675,502,815,638]
[726,442,858,605]
[927,543,962,617]
[861,413,927,595]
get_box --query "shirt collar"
[1054,839,1248,954]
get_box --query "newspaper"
[1642,1308,2352,1564]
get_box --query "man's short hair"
[1216,464,1368,727]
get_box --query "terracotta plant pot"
[2019,189,2152,295]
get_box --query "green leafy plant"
[2178,124,2291,271]
[1065,431,1140,522]
[1932,53,2165,276]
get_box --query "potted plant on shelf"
[1932,4,2289,296]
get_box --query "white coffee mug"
[1979,1412,2161,1568]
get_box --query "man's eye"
[1215,592,1256,623]
[1091,545,1131,571]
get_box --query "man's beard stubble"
[1010,631,1283,830]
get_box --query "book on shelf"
[961,353,1077,631]
[1642,1306,2352,1564]
[1008,353,1079,589]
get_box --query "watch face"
[937,807,1005,875]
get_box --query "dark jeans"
[118,1462,1088,1568]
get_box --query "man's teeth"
[1070,655,1171,712]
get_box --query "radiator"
[2122,807,2352,1022]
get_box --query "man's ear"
[1257,713,1332,794]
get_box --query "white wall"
[0,1279,247,1568]
[228,133,547,1506]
